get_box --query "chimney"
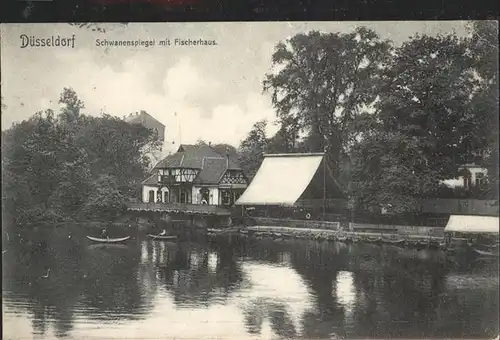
[208,141,211,147]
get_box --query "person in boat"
[101,228,109,239]
[159,229,167,236]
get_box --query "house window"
[463,176,472,188]
[221,190,231,206]
[475,173,485,187]
[163,191,169,203]
[148,190,155,203]
[180,189,190,204]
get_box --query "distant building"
[441,164,487,189]
[140,144,248,207]
[440,152,488,189]
[124,111,166,167]
[422,152,495,219]
[124,111,165,144]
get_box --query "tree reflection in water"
[81,241,154,321]
[3,226,155,338]
[236,238,498,339]
[4,227,86,338]
[144,239,245,307]
[242,298,297,338]
[3,231,498,339]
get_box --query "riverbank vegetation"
[2,88,161,228]
[237,21,498,214]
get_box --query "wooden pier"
[126,202,232,216]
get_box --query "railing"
[421,199,499,215]
[126,202,231,216]
[295,199,348,208]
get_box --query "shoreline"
[207,225,473,251]
[241,225,443,244]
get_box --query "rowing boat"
[86,236,131,243]
[337,236,352,243]
[472,248,498,257]
[428,240,441,249]
[410,240,428,250]
[366,237,383,244]
[385,239,406,246]
[147,234,177,241]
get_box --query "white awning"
[235,153,324,206]
[444,215,499,234]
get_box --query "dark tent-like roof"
[236,153,346,206]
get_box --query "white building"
[441,164,488,189]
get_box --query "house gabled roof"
[154,144,223,169]
[150,144,245,186]
[141,173,158,186]
[194,157,228,184]
[154,144,243,170]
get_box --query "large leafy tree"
[238,120,269,180]
[351,27,497,213]
[377,33,478,178]
[80,175,127,221]
[468,21,499,198]
[266,116,301,154]
[263,27,392,174]
[2,88,161,227]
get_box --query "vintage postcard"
[1,21,498,339]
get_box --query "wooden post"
[323,151,326,221]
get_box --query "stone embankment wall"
[252,217,445,238]
[251,217,341,230]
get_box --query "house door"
[148,190,155,203]
[170,189,179,203]
[163,191,169,203]
[199,188,210,204]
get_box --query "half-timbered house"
[140,144,248,207]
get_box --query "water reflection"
[3,231,499,339]
[239,262,314,337]
[142,240,245,307]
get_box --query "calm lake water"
[2,227,499,339]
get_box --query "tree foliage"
[2,88,161,227]
[237,120,269,180]
[239,23,498,214]
[263,27,392,174]
[350,25,498,213]
[468,21,499,197]
[80,175,127,221]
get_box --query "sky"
[1,21,469,154]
